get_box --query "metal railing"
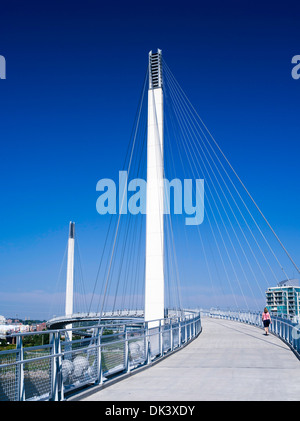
[203,309,300,358]
[0,310,201,401]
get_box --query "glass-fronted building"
[266,279,300,318]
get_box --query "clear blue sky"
[0,0,299,319]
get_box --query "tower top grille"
[149,49,163,90]
[69,221,75,239]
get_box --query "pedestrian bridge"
[70,317,300,401]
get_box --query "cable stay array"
[50,56,299,320]
[162,58,299,311]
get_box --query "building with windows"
[266,279,300,319]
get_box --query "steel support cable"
[95,73,147,314]
[122,124,147,311]
[166,69,290,308]
[163,61,289,282]
[161,118,174,309]
[121,116,147,311]
[163,62,282,289]
[137,259,145,311]
[103,96,147,313]
[181,115,276,296]
[112,124,146,312]
[88,67,149,314]
[74,235,88,313]
[112,209,135,312]
[101,145,143,312]
[106,97,148,312]
[164,120,182,310]
[166,74,250,310]
[165,72,252,307]
[164,226,172,310]
[164,133,184,311]
[165,196,182,310]
[168,77,264,310]
[120,215,141,310]
[164,66,268,307]
[164,69,240,309]
[88,213,114,313]
[165,80,259,309]
[165,101,207,311]
[165,81,225,309]
[175,92,278,287]
[163,148,183,311]
[164,89,222,309]
[119,197,144,311]
[163,59,299,277]
[90,143,137,313]
[128,213,145,310]
[110,116,147,311]
[97,68,148,323]
[164,116,192,309]
[122,182,146,311]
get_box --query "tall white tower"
[144,49,165,324]
[65,221,75,317]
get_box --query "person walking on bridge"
[262,307,271,335]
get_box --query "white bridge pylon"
[65,221,75,317]
[65,221,75,340]
[144,49,165,326]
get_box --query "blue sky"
[0,0,299,319]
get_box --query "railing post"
[284,322,287,341]
[159,320,163,356]
[50,332,58,401]
[16,335,25,401]
[125,327,130,373]
[56,331,64,401]
[146,329,151,365]
[145,322,151,365]
[178,317,182,346]
[296,326,300,354]
[96,327,103,386]
[289,323,292,345]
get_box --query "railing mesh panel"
[23,348,52,401]
[61,338,98,389]
[0,350,19,401]
[101,333,126,376]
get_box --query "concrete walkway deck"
[70,318,300,401]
